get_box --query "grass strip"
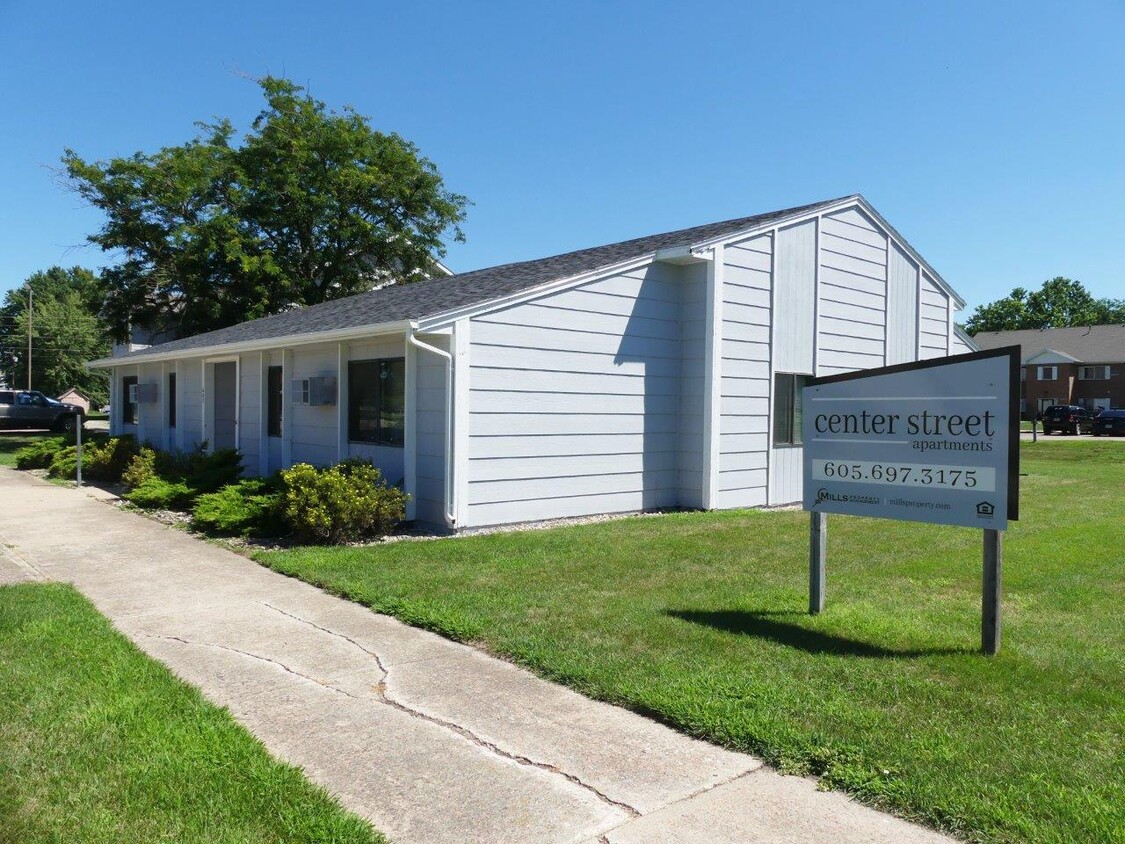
[0,582,385,844]
[257,440,1125,844]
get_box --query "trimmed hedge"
[192,479,285,537]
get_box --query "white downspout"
[406,326,456,529]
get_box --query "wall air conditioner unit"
[136,383,159,403]
[291,376,337,406]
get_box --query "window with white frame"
[1078,365,1110,380]
[773,373,809,446]
[1037,365,1058,381]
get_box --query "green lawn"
[0,583,385,844]
[257,441,1124,844]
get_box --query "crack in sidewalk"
[262,601,641,819]
[141,633,356,699]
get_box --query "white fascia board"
[954,325,980,351]
[87,320,414,370]
[414,254,660,331]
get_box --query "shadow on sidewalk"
[667,609,970,658]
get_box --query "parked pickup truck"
[0,390,84,432]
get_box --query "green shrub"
[55,436,140,483]
[152,445,243,493]
[191,479,285,537]
[124,477,195,510]
[46,446,78,478]
[14,437,69,470]
[280,461,406,544]
[121,447,158,490]
[186,448,243,493]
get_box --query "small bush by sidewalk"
[12,435,407,544]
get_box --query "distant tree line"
[0,267,110,405]
[965,277,1125,334]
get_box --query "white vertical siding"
[717,233,773,509]
[919,273,950,359]
[239,354,261,476]
[886,242,919,365]
[773,221,817,373]
[816,208,887,375]
[178,361,204,451]
[768,446,803,505]
[464,263,684,527]
[414,335,449,527]
[678,264,707,508]
[768,221,816,506]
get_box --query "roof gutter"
[87,319,414,370]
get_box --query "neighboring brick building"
[972,325,1125,418]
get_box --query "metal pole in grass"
[75,417,82,487]
[982,529,1002,654]
[809,512,827,614]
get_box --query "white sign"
[802,348,1020,530]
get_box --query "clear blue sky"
[2,0,1123,316]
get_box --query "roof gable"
[972,325,1125,363]
[1025,348,1080,364]
[95,194,961,366]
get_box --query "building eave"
[87,319,414,369]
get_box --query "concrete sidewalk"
[0,468,953,844]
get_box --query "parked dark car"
[1039,405,1093,436]
[1092,409,1125,437]
[0,390,84,432]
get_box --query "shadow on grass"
[668,609,970,658]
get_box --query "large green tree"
[0,267,110,404]
[965,277,1125,334]
[64,77,469,342]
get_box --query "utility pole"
[26,285,32,390]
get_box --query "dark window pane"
[267,366,283,437]
[122,376,138,425]
[773,373,794,445]
[793,375,808,445]
[378,359,405,446]
[348,360,380,443]
[168,372,177,428]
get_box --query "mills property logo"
[814,488,880,507]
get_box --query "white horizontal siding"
[919,273,950,359]
[816,207,887,377]
[718,233,773,505]
[466,263,684,528]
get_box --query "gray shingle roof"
[971,324,1125,362]
[109,195,853,360]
